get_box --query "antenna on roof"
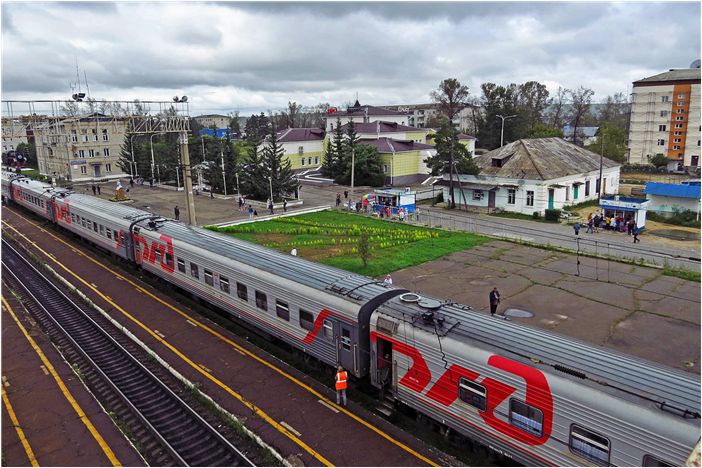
[83,70,91,99]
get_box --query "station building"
[2,119,29,154]
[437,137,621,215]
[358,137,436,185]
[258,127,326,171]
[193,114,231,130]
[644,181,701,217]
[324,100,410,130]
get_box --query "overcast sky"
[2,1,700,117]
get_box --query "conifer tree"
[331,117,345,178]
[261,124,297,201]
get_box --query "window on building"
[204,269,214,286]
[323,319,333,341]
[472,190,483,200]
[674,138,681,143]
[89,149,96,158]
[660,110,668,117]
[677,109,685,114]
[673,145,681,150]
[657,139,666,146]
[300,158,305,166]
[276,300,290,321]
[102,129,109,141]
[675,123,684,128]
[82,134,89,142]
[190,263,199,279]
[71,131,78,142]
[565,186,570,200]
[79,150,85,158]
[106,164,112,172]
[674,131,682,136]
[299,309,314,331]
[314,156,319,165]
[508,189,516,204]
[509,399,543,436]
[677,101,686,106]
[677,93,686,99]
[585,180,590,196]
[383,165,388,173]
[658,125,667,131]
[661,95,669,102]
[237,282,248,301]
[458,378,487,411]
[569,425,610,465]
[676,116,684,121]
[104,148,110,157]
[526,191,534,206]
[80,166,87,174]
[177,258,186,273]
[308,157,312,165]
[298,146,304,155]
[255,290,267,310]
[220,276,230,294]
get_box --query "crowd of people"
[573,212,641,243]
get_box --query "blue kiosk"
[599,195,650,230]
[373,188,417,216]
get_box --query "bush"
[544,208,561,222]
[532,211,541,219]
[647,209,700,228]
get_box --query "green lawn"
[208,211,489,277]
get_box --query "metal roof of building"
[359,137,434,153]
[378,294,700,413]
[645,182,702,199]
[473,137,620,180]
[340,121,422,134]
[276,128,326,143]
[634,68,701,85]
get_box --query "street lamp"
[496,114,516,148]
[220,146,227,196]
[268,176,273,205]
[149,132,164,184]
[235,172,240,199]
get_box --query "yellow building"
[359,137,436,185]
[259,127,327,170]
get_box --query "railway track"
[1,239,255,467]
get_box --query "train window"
[276,300,290,321]
[99,225,105,236]
[177,258,186,273]
[81,217,87,228]
[323,319,333,341]
[93,222,98,233]
[154,250,162,263]
[71,214,76,223]
[458,378,487,411]
[642,455,674,467]
[165,252,174,269]
[255,291,267,310]
[220,277,230,294]
[569,424,610,465]
[237,282,248,301]
[204,269,214,286]
[299,309,314,331]
[509,399,543,437]
[106,228,112,240]
[341,328,351,350]
[190,263,199,279]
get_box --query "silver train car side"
[3,171,699,466]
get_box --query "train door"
[338,323,356,374]
[376,338,393,391]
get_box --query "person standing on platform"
[633,225,641,243]
[344,189,348,199]
[96,185,101,195]
[335,365,348,407]
[91,184,96,195]
[573,221,580,237]
[290,247,297,256]
[283,198,287,212]
[174,206,180,221]
[384,274,393,285]
[248,204,254,219]
[489,287,501,316]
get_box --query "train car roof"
[376,294,700,416]
[136,218,395,306]
[61,193,154,220]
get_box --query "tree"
[585,124,628,163]
[343,119,361,185]
[244,112,270,144]
[261,124,297,201]
[240,143,268,200]
[476,82,520,150]
[526,124,564,138]
[425,121,480,208]
[546,87,570,130]
[597,92,630,130]
[336,144,385,186]
[229,111,241,135]
[15,142,37,168]
[331,117,346,178]
[516,81,550,131]
[281,101,303,129]
[204,138,242,194]
[650,153,669,168]
[568,86,594,145]
[431,78,470,121]
[357,228,371,268]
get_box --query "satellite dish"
[690,59,701,69]
[181,96,188,102]
[173,96,179,102]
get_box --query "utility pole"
[350,146,355,193]
[598,134,605,202]
[180,131,197,225]
[497,114,516,147]
[221,146,227,196]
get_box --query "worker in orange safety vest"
[335,365,348,407]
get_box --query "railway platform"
[2,208,458,466]
[1,292,145,467]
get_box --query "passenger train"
[2,171,700,466]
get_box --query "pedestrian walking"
[129,177,134,188]
[593,214,600,233]
[489,287,501,316]
[238,196,243,212]
[573,221,580,237]
[283,198,287,212]
[384,274,393,285]
[149,178,154,188]
[91,184,96,195]
[174,205,180,221]
[344,189,348,199]
[336,193,341,207]
[290,247,297,256]
[248,204,254,219]
[627,219,635,236]
[399,208,405,222]
[335,365,348,407]
[633,225,640,243]
[96,185,101,195]
[268,199,274,215]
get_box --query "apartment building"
[193,114,231,129]
[35,113,128,182]
[628,67,701,168]
[1,119,29,153]
[381,103,478,133]
[325,100,410,130]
